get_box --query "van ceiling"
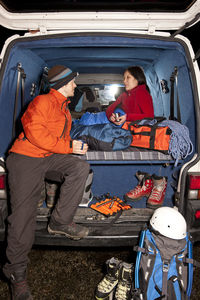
[15,34,186,74]
[0,0,196,13]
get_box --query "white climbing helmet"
[150,207,187,240]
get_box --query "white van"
[0,0,200,247]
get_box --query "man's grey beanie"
[48,65,78,90]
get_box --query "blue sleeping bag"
[73,111,109,125]
[70,122,132,151]
[73,109,125,126]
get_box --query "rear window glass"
[0,0,197,12]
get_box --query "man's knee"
[74,159,90,177]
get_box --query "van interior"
[0,33,197,245]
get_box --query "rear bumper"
[34,229,139,247]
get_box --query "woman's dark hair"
[125,66,150,93]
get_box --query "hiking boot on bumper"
[147,175,168,209]
[37,181,46,208]
[124,171,153,202]
[46,182,58,208]
[48,218,89,240]
[115,262,133,300]
[95,257,122,300]
[10,270,33,300]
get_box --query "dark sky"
[183,21,200,53]
[0,0,196,12]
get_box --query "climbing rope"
[160,120,193,166]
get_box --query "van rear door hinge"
[148,24,156,35]
[38,25,47,35]
[28,25,47,35]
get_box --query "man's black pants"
[3,152,90,276]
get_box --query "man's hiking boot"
[37,182,46,208]
[114,262,133,300]
[124,171,153,202]
[95,257,122,300]
[46,182,58,208]
[10,270,33,300]
[147,175,168,209]
[48,218,89,240]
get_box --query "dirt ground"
[0,241,200,300]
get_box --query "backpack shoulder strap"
[161,261,170,300]
[134,229,147,289]
[183,256,200,268]
[186,239,200,296]
[133,245,147,253]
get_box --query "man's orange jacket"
[10,89,73,157]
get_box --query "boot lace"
[98,275,118,293]
[149,181,165,202]
[129,180,151,196]
[115,281,131,300]
[11,278,30,298]
[129,184,143,195]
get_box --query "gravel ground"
[0,242,200,300]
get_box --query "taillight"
[0,174,6,189]
[195,210,200,219]
[187,174,200,227]
[188,175,200,200]
[189,175,200,189]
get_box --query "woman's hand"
[72,140,88,155]
[109,113,116,123]
[110,113,127,126]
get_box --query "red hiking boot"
[124,171,153,202]
[147,175,168,209]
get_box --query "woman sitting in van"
[106,66,154,126]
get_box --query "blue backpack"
[133,228,200,300]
